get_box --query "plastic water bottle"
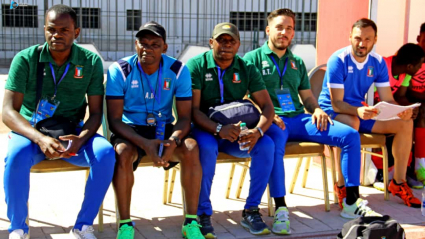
[239,122,250,151]
[422,187,425,216]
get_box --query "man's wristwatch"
[214,123,223,136]
[170,136,181,147]
[256,126,264,137]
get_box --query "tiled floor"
[0,131,424,238]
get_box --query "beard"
[271,37,291,51]
[352,45,373,58]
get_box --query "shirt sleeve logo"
[367,66,374,77]
[290,60,297,70]
[74,65,84,78]
[232,73,241,83]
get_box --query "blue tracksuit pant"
[193,124,287,216]
[278,114,361,188]
[4,132,115,233]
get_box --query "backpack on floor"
[337,215,405,239]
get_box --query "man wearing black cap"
[187,22,286,237]
[106,21,203,239]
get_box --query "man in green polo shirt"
[244,8,381,224]
[2,5,115,239]
[187,22,288,237]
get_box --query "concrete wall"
[316,0,369,66]
[317,0,425,65]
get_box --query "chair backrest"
[308,64,327,100]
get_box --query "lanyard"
[49,62,70,98]
[270,55,288,90]
[137,61,162,105]
[217,66,226,103]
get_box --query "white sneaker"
[69,225,97,239]
[9,229,29,239]
[272,207,291,235]
[340,198,382,219]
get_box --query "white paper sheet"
[372,101,421,121]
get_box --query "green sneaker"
[272,207,291,235]
[182,221,204,239]
[116,224,134,239]
[416,166,425,183]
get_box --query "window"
[72,7,100,29]
[127,10,141,31]
[295,12,317,32]
[230,11,268,32]
[1,4,38,28]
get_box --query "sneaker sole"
[202,233,217,239]
[240,220,271,235]
[340,211,360,219]
[272,228,291,235]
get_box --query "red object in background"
[371,150,412,169]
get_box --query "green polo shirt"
[5,42,104,122]
[187,50,266,113]
[244,41,310,117]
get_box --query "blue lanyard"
[270,55,288,90]
[217,66,226,103]
[49,62,70,98]
[137,61,162,105]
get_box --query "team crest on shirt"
[367,66,374,77]
[232,73,241,83]
[290,60,297,70]
[74,65,84,78]
[163,78,171,90]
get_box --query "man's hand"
[218,122,241,142]
[397,108,413,121]
[142,139,170,167]
[36,135,66,159]
[273,115,286,130]
[160,139,177,165]
[357,106,378,120]
[412,107,419,120]
[238,128,261,154]
[311,108,333,131]
[58,134,84,158]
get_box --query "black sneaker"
[198,214,217,239]
[240,207,271,235]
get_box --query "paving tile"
[0,131,424,238]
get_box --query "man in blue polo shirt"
[106,21,203,239]
[318,18,421,209]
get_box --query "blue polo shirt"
[106,54,192,126]
[318,46,390,112]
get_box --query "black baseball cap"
[136,21,166,42]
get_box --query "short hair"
[352,18,377,35]
[267,8,296,26]
[394,43,425,66]
[420,22,425,34]
[46,4,78,28]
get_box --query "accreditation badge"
[30,95,60,124]
[275,88,295,112]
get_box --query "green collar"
[206,50,240,71]
[261,41,293,59]
[39,42,79,66]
